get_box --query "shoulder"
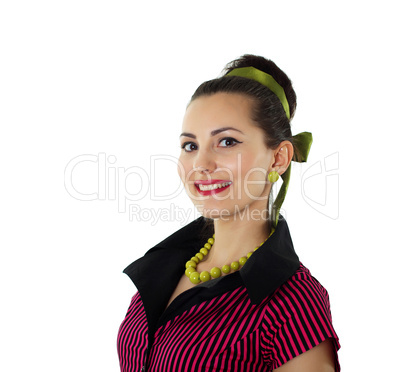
[262,263,336,334]
[280,263,333,317]
[260,263,340,370]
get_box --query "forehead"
[182,93,255,131]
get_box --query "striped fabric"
[117,263,340,371]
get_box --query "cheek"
[177,158,196,188]
[177,162,182,180]
[239,155,267,181]
[221,158,239,180]
[177,155,188,182]
[239,156,269,195]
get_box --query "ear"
[271,141,293,176]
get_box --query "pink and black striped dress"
[117,217,340,371]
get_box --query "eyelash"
[181,137,242,152]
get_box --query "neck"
[201,210,271,267]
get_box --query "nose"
[193,149,216,174]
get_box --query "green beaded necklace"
[185,234,268,284]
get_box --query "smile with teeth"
[198,182,232,191]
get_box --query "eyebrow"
[179,126,244,139]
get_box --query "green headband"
[226,66,291,119]
[225,66,313,228]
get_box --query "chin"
[194,204,236,221]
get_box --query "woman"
[118,54,340,371]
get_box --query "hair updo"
[190,54,297,155]
[190,54,298,237]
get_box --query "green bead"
[185,267,196,277]
[200,271,211,282]
[210,267,221,278]
[268,170,280,183]
[213,233,215,238]
[186,260,197,269]
[231,261,240,271]
[200,248,208,256]
[247,252,253,259]
[204,243,212,250]
[239,256,247,266]
[189,272,200,284]
[195,252,204,261]
[222,265,231,274]
[207,238,214,245]
[191,256,199,264]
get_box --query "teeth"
[198,182,231,191]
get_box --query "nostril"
[194,166,211,174]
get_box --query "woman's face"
[178,92,276,220]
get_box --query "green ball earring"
[268,170,280,183]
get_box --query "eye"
[181,141,197,152]
[218,137,242,147]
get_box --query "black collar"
[123,216,300,335]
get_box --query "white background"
[1,1,401,371]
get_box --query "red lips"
[194,179,232,196]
